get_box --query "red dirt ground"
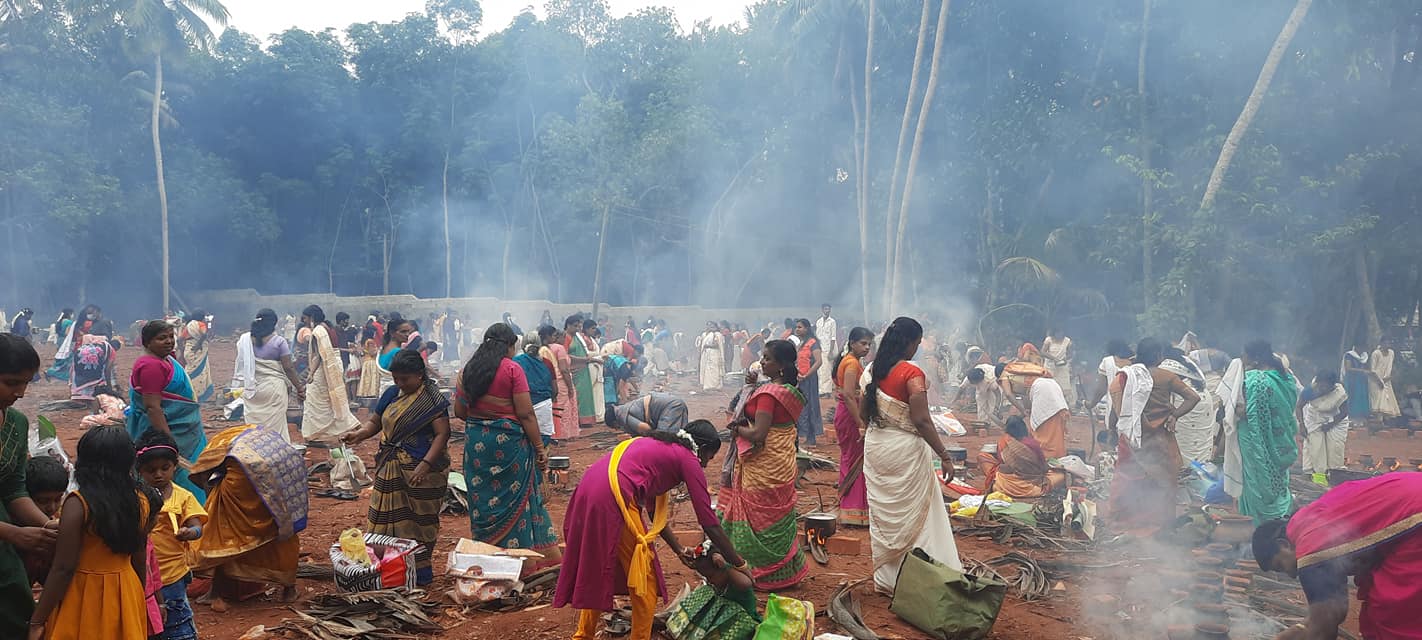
[17,338,1387,639]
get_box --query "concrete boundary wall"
[185,289,818,333]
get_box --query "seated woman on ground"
[978,416,1068,499]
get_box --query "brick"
[824,534,862,556]
[673,530,705,547]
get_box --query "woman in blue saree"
[127,320,209,502]
[1342,341,1372,424]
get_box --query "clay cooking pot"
[1193,603,1230,625]
[1190,582,1224,604]
[1194,622,1230,639]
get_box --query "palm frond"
[169,1,218,50]
[995,256,1060,285]
[126,0,162,33]
[0,0,34,22]
[171,0,229,25]
[1044,227,1067,250]
[1058,287,1110,314]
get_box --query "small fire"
[806,529,828,547]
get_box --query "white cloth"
[1215,359,1245,499]
[1302,383,1348,473]
[1098,356,1122,416]
[1029,377,1069,430]
[1116,363,1153,449]
[1370,348,1401,417]
[816,316,838,395]
[696,331,724,391]
[960,364,1004,427]
[1042,336,1075,408]
[533,399,555,437]
[301,324,361,442]
[53,321,75,359]
[1159,359,1216,464]
[862,362,961,593]
[232,332,257,395]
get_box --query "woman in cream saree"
[181,312,216,403]
[233,309,305,443]
[300,305,361,445]
[861,317,961,593]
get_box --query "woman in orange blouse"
[832,327,875,527]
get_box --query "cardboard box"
[446,538,544,581]
[451,577,522,604]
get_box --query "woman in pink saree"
[1254,473,1422,640]
[832,327,874,527]
[546,326,580,441]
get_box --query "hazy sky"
[219,0,748,40]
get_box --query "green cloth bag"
[666,585,760,640]
[752,594,814,640]
[889,547,1006,640]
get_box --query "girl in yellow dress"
[29,426,160,640]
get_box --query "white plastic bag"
[932,413,967,436]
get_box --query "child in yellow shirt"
[135,430,207,640]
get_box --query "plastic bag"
[339,528,371,566]
[753,594,814,640]
[330,446,369,491]
[29,415,73,487]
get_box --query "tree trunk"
[382,235,391,295]
[1198,0,1313,212]
[442,148,452,298]
[152,51,170,312]
[860,0,876,323]
[849,62,872,325]
[590,203,611,319]
[501,221,512,299]
[884,0,933,307]
[1138,0,1154,312]
[889,0,951,315]
[1356,248,1384,346]
[328,198,348,293]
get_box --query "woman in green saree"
[0,334,58,637]
[1236,340,1299,524]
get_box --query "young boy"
[22,455,68,585]
[135,430,207,640]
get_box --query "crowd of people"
[2,298,1420,640]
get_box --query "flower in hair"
[676,429,699,457]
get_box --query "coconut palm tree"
[115,0,230,312]
[1198,0,1313,212]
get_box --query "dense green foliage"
[3,0,1421,361]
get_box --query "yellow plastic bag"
[753,594,813,639]
[339,528,371,566]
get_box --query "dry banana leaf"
[827,579,880,640]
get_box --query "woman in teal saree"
[1236,340,1299,524]
[127,320,210,502]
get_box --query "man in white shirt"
[949,363,1006,428]
[815,304,838,396]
